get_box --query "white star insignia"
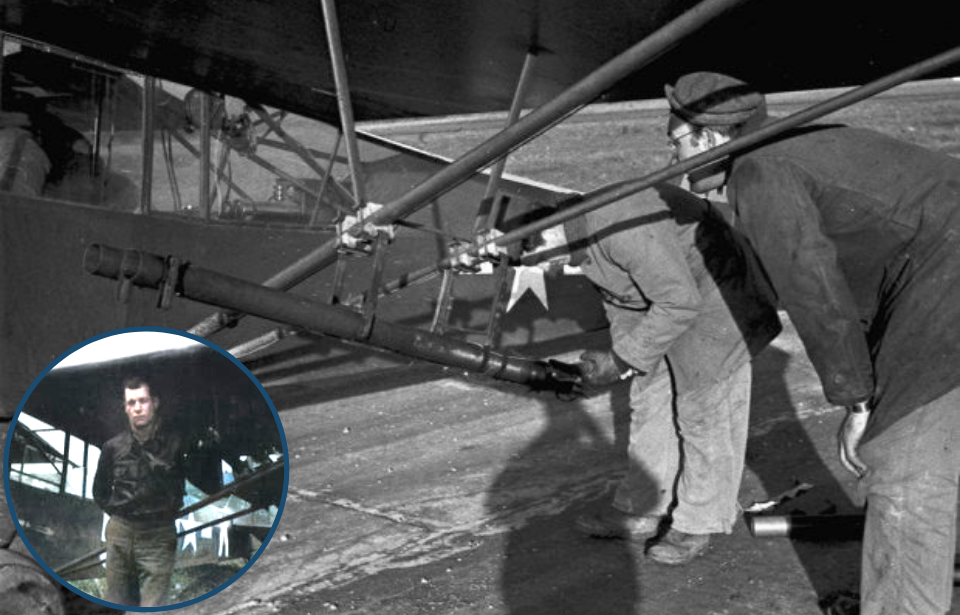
[507,266,549,311]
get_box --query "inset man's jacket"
[93,422,187,528]
[564,182,781,396]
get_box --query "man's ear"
[704,127,734,148]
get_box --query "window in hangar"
[9,412,101,500]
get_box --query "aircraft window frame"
[9,413,101,500]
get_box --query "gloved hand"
[531,359,585,399]
[576,350,637,387]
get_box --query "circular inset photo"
[3,327,288,611]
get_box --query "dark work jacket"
[727,121,960,441]
[565,182,781,395]
[93,421,187,527]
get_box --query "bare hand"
[838,410,870,477]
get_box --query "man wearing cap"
[664,71,960,614]
[523,182,780,565]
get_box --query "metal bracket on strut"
[116,249,143,304]
[449,228,507,272]
[114,249,183,309]
[157,256,182,310]
[333,202,396,335]
[337,202,395,255]
[117,273,134,304]
[358,232,390,340]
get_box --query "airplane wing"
[1,0,956,125]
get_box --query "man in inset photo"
[5,330,287,610]
[93,375,191,607]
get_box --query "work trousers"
[858,386,960,615]
[613,359,751,534]
[104,516,177,607]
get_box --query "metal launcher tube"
[746,514,865,540]
[83,244,553,387]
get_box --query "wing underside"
[1,0,956,124]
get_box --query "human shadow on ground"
[484,382,650,615]
[746,344,863,602]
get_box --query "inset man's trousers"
[104,516,177,607]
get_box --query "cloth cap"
[665,72,765,127]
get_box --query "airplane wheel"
[0,548,65,615]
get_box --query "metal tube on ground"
[746,514,865,540]
[747,514,960,585]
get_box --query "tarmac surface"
[177,314,959,615]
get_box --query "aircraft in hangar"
[0,0,957,605]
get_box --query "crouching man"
[528,182,779,564]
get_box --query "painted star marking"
[507,266,549,312]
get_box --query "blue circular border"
[3,326,290,612]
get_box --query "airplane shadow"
[484,383,650,615]
[261,360,452,412]
[242,329,455,412]
[250,327,609,412]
